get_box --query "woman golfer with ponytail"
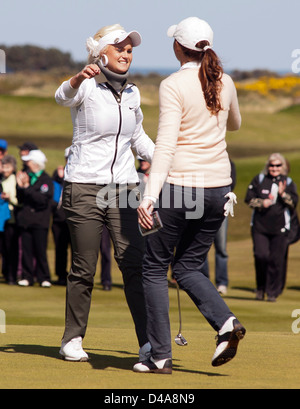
[134,17,245,374]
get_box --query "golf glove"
[224,192,237,217]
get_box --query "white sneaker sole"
[59,351,89,362]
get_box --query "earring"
[101,54,108,67]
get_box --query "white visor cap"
[98,29,141,52]
[167,17,213,51]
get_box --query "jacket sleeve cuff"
[143,195,157,204]
[62,80,79,98]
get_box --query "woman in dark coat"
[245,153,298,302]
[16,150,53,287]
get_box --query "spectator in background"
[17,141,39,278]
[0,194,10,280]
[137,156,151,195]
[0,139,8,180]
[201,160,236,295]
[18,142,38,172]
[99,225,112,291]
[245,153,298,302]
[51,148,71,286]
[0,139,8,156]
[18,142,38,156]
[0,139,9,279]
[1,155,19,284]
[0,140,8,278]
[16,149,53,288]
[0,149,11,281]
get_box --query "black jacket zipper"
[101,82,135,183]
[110,95,122,181]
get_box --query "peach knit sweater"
[144,65,241,200]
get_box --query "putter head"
[175,333,188,346]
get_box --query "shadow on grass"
[287,286,300,291]
[88,348,226,377]
[223,296,257,301]
[222,286,257,301]
[231,286,255,293]
[0,344,226,377]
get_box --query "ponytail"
[197,40,223,116]
[178,40,223,116]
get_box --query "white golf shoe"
[217,285,227,295]
[59,336,89,362]
[133,357,172,374]
[41,281,52,288]
[18,279,30,287]
[212,316,246,367]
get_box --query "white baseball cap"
[21,149,47,166]
[167,17,213,51]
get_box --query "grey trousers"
[142,184,234,360]
[62,182,148,347]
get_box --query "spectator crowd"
[0,139,72,288]
[0,137,298,305]
[0,139,151,291]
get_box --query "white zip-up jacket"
[55,76,154,184]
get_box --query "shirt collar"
[29,170,43,185]
[95,70,129,94]
[180,61,201,71]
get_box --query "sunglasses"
[268,163,282,168]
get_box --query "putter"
[174,282,188,346]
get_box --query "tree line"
[0,44,281,79]
[0,44,84,72]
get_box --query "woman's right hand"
[137,198,154,229]
[70,64,101,88]
[16,171,30,188]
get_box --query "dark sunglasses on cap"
[268,163,282,168]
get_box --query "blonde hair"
[87,23,124,64]
[263,153,288,176]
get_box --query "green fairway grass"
[0,241,300,389]
[1,326,299,389]
[0,79,300,389]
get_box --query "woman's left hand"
[137,198,154,229]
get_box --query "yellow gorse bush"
[235,75,300,97]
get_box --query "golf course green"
[0,72,300,389]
